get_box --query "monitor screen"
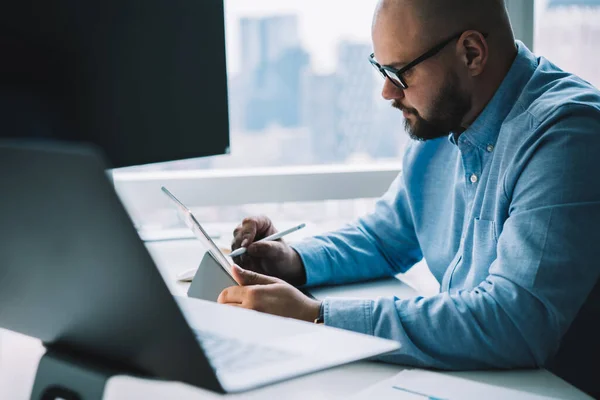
[0,0,230,168]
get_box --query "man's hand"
[218,264,322,323]
[231,216,306,286]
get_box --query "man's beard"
[392,72,471,142]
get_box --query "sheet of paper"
[351,369,560,400]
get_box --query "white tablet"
[161,186,238,301]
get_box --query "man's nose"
[381,78,405,101]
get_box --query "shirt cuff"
[322,297,374,336]
[290,240,331,287]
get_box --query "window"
[133,0,407,172]
[534,0,600,89]
[117,1,544,234]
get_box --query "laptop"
[0,142,400,393]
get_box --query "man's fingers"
[232,216,277,250]
[217,286,245,304]
[232,264,279,286]
[251,215,277,239]
[239,219,258,248]
[232,223,247,248]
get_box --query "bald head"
[375,0,513,42]
[371,0,519,141]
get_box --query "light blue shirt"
[292,42,600,369]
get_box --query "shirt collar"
[448,41,539,149]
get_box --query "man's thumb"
[232,264,278,286]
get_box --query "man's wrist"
[302,299,322,324]
[314,301,325,325]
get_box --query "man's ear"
[458,31,488,77]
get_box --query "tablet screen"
[161,186,235,279]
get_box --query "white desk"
[0,240,592,399]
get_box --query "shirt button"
[470,174,479,184]
[486,144,494,153]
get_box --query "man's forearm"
[292,221,422,287]
[322,277,556,370]
[292,171,423,287]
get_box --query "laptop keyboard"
[194,329,298,373]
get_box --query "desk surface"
[0,240,591,399]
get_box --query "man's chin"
[404,119,423,141]
[405,119,448,142]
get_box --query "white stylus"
[229,223,306,258]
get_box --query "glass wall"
[535,0,600,89]
[134,0,407,172]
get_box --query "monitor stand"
[30,348,122,400]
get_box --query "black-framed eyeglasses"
[369,31,488,89]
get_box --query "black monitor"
[0,0,230,168]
